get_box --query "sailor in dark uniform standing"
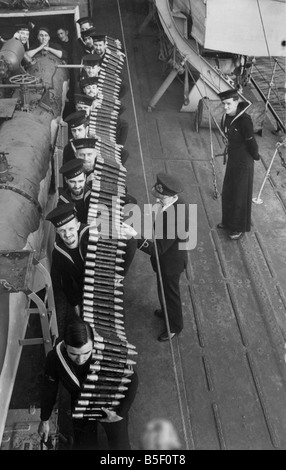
[217,89,260,240]
[137,173,190,341]
[46,203,89,316]
[58,159,91,224]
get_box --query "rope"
[194,40,221,199]
[116,0,190,450]
[208,101,220,199]
[256,0,272,59]
[255,0,286,128]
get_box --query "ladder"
[20,256,58,355]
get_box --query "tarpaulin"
[204,0,286,57]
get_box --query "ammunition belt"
[72,41,137,421]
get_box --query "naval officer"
[137,173,190,341]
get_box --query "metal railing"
[250,56,285,132]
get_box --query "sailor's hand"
[99,407,123,423]
[73,305,81,317]
[38,420,50,442]
[94,65,101,76]
[121,222,137,239]
[93,99,102,109]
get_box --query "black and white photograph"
[0,0,285,454]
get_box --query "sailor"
[63,110,89,166]
[77,16,94,33]
[80,75,101,100]
[46,203,89,316]
[13,23,33,51]
[27,26,68,61]
[12,22,36,68]
[79,27,97,55]
[56,24,75,117]
[74,93,95,117]
[136,173,189,342]
[92,33,108,60]
[217,89,260,240]
[58,159,91,224]
[56,26,73,64]
[38,316,138,450]
[73,137,100,180]
[81,53,102,78]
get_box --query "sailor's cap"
[154,172,184,196]
[59,159,86,180]
[46,202,77,228]
[64,110,88,128]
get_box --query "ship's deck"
[5,0,286,451]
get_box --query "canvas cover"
[204,0,286,57]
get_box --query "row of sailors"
[36,13,132,315]
[38,16,140,450]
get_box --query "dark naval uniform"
[220,97,260,233]
[138,174,189,339]
[40,341,138,450]
[51,223,89,308]
[63,140,77,165]
[58,185,91,224]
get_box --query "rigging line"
[194,39,220,199]
[256,0,286,124]
[116,0,191,450]
[256,0,272,61]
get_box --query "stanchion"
[253,139,286,204]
